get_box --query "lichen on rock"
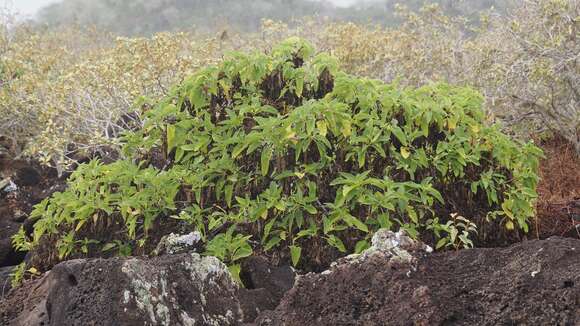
[153,231,202,256]
[120,253,241,326]
[331,229,433,269]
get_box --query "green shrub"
[15,38,542,272]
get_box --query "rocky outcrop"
[48,253,242,326]
[0,250,295,326]
[2,230,579,325]
[256,234,580,326]
[4,253,241,326]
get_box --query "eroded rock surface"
[256,236,580,326]
[153,231,203,256]
[50,253,242,326]
[0,250,296,326]
[0,253,243,325]
[2,231,579,325]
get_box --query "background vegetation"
[36,0,514,35]
[1,0,576,173]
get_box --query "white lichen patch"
[166,232,202,254]
[121,259,172,326]
[123,290,131,304]
[121,254,241,326]
[325,229,433,274]
[180,311,196,326]
[181,253,234,286]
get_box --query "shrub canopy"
[16,38,542,273]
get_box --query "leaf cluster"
[15,38,542,271]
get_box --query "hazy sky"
[1,0,59,17]
[3,0,361,17]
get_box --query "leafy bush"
[15,39,542,273]
[264,1,579,154]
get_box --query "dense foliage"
[14,39,542,278]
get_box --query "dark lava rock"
[2,231,578,326]
[0,252,295,325]
[0,216,23,267]
[239,257,296,321]
[241,256,295,300]
[0,158,67,268]
[52,253,241,325]
[256,236,580,326]
[0,266,14,298]
[13,167,41,188]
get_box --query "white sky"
[330,0,359,6]
[1,0,59,17]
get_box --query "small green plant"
[9,263,41,288]
[101,240,133,257]
[17,38,542,271]
[9,263,26,288]
[428,213,478,250]
[204,226,253,283]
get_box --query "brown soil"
[534,137,580,239]
[256,237,580,326]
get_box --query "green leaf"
[166,125,176,155]
[355,240,370,254]
[341,120,352,137]
[501,200,515,219]
[505,220,515,231]
[326,235,346,252]
[261,147,273,176]
[436,238,448,250]
[391,126,407,146]
[401,147,410,159]
[232,244,252,262]
[175,147,185,162]
[228,264,243,285]
[263,219,277,240]
[224,184,234,207]
[290,245,302,267]
[264,236,281,251]
[75,219,86,231]
[317,120,328,137]
[407,207,418,224]
[344,214,369,232]
[342,185,355,197]
[101,242,117,252]
[296,77,304,97]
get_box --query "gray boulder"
[48,253,242,326]
[2,253,243,326]
[1,251,296,326]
